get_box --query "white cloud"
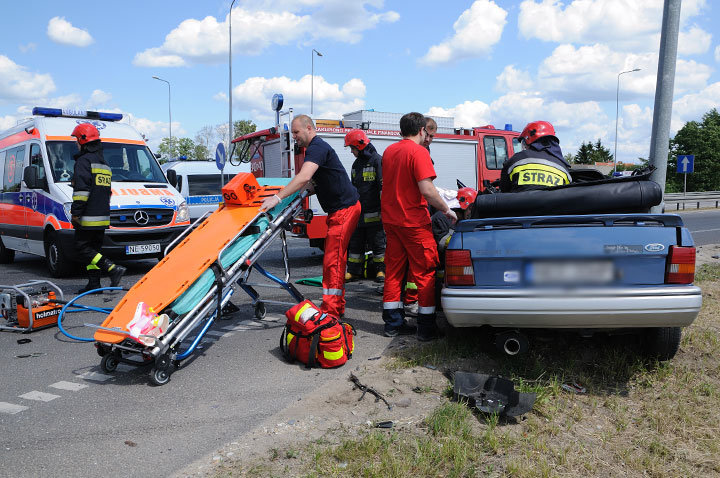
[122,114,184,151]
[0,55,56,101]
[495,65,534,92]
[420,0,507,65]
[672,81,720,132]
[133,1,398,67]
[518,0,708,51]
[88,90,112,108]
[222,75,366,122]
[0,115,19,130]
[47,17,94,47]
[678,25,712,55]
[715,45,720,62]
[426,101,491,129]
[18,43,36,53]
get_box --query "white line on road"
[0,402,29,414]
[19,391,60,402]
[49,381,89,392]
[691,228,720,233]
[78,371,113,382]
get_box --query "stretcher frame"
[91,190,308,385]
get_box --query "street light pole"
[311,49,322,115]
[152,75,172,156]
[614,68,641,174]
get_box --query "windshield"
[46,141,167,183]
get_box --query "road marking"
[78,371,113,382]
[206,330,233,337]
[49,381,89,392]
[0,402,29,414]
[691,228,720,233]
[19,391,60,402]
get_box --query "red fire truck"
[231,111,521,249]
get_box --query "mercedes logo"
[133,210,150,225]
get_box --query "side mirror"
[23,166,39,189]
[166,169,178,188]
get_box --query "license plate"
[529,260,615,285]
[126,243,161,255]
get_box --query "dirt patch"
[173,355,451,477]
[695,243,720,266]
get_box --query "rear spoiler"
[455,214,685,232]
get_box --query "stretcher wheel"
[254,302,266,320]
[150,368,170,386]
[101,354,119,373]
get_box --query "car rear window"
[187,174,236,196]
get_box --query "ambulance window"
[46,141,77,182]
[483,136,508,170]
[511,138,522,157]
[188,174,225,196]
[29,144,46,181]
[4,146,25,192]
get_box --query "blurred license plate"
[530,260,614,285]
[126,243,161,255]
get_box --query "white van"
[161,160,249,220]
[0,107,190,276]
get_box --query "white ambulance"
[0,107,190,276]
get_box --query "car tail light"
[665,246,696,284]
[445,249,475,286]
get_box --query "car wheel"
[0,237,15,264]
[45,231,73,278]
[644,327,681,361]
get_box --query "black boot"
[417,312,443,342]
[108,264,126,287]
[77,270,102,294]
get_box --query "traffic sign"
[215,142,226,171]
[677,154,694,173]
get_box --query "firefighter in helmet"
[344,129,386,283]
[500,120,571,192]
[70,122,126,293]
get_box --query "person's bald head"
[291,115,316,148]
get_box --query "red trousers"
[321,201,361,317]
[383,223,439,312]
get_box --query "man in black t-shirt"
[261,115,360,318]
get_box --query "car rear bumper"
[441,285,703,328]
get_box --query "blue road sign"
[215,142,226,171]
[677,154,694,174]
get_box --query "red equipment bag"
[280,299,355,368]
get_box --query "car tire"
[0,237,15,264]
[45,231,74,277]
[644,327,681,361]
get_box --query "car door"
[23,142,49,255]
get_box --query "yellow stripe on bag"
[322,332,341,342]
[286,332,295,346]
[294,303,313,322]
[323,349,344,361]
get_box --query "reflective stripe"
[507,157,570,178]
[363,215,381,223]
[90,163,112,174]
[286,332,295,346]
[293,302,314,322]
[79,216,110,227]
[347,254,364,263]
[372,255,385,262]
[418,306,436,314]
[73,190,89,197]
[322,332,341,342]
[383,301,403,309]
[86,264,100,271]
[508,158,570,187]
[405,282,417,290]
[323,349,344,361]
[323,288,342,296]
[72,195,89,202]
[90,253,102,266]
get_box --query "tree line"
[155,119,256,162]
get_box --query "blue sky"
[1,0,719,163]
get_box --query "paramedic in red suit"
[381,112,457,340]
[260,115,360,318]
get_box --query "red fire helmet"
[457,187,477,210]
[71,123,100,145]
[344,129,369,150]
[519,121,558,145]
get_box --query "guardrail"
[665,191,720,210]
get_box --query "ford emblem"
[644,243,665,252]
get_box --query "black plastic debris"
[452,371,535,417]
[375,420,394,428]
[17,338,32,344]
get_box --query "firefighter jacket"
[71,141,112,229]
[350,142,382,227]
[499,141,571,193]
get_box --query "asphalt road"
[0,235,393,477]
[1,208,718,476]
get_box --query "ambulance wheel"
[150,367,170,386]
[45,232,73,278]
[255,302,266,320]
[0,237,15,264]
[101,354,119,373]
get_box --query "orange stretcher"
[91,173,308,385]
